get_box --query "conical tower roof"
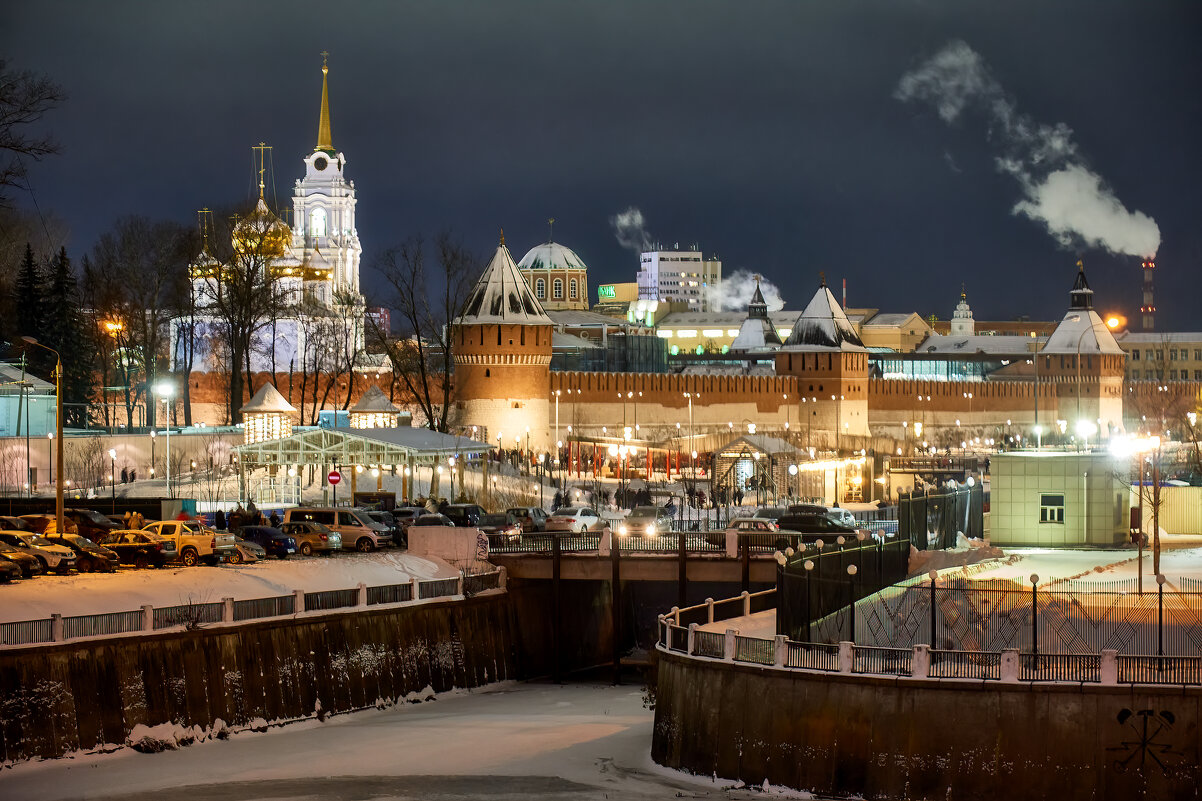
[349,384,399,414]
[315,55,334,155]
[782,275,864,351]
[730,275,781,350]
[458,232,553,325]
[240,382,297,414]
[1042,261,1123,355]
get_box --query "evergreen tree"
[41,247,95,427]
[13,242,44,343]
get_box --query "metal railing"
[152,602,224,630]
[1,567,503,648]
[658,591,1202,685]
[234,595,295,621]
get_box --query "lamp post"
[109,448,117,513]
[46,432,53,488]
[22,337,64,535]
[154,382,175,498]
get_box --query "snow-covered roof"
[0,363,54,395]
[917,334,1040,356]
[1042,311,1125,355]
[1041,265,1124,355]
[730,317,782,351]
[717,434,799,457]
[458,240,552,326]
[349,385,399,414]
[863,312,921,328]
[1117,332,1202,345]
[517,240,589,273]
[240,382,297,414]
[781,282,865,352]
[546,309,624,328]
[552,331,601,350]
[657,311,800,327]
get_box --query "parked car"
[278,520,342,556]
[391,507,425,531]
[545,507,603,533]
[412,513,454,527]
[0,542,45,578]
[0,515,32,531]
[235,525,297,559]
[826,507,857,528]
[0,531,76,573]
[18,513,74,535]
[477,512,522,546]
[142,519,237,566]
[507,506,549,532]
[0,556,21,583]
[753,506,787,522]
[97,530,175,568]
[363,511,401,546]
[40,533,119,573]
[710,517,795,549]
[63,508,121,540]
[282,508,391,552]
[228,536,266,565]
[774,512,864,543]
[618,506,674,537]
[441,504,486,529]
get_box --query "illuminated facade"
[240,383,296,444]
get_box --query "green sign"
[598,284,617,299]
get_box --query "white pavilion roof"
[457,240,552,326]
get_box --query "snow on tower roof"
[240,382,297,414]
[458,233,552,325]
[349,384,399,414]
[1041,263,1124,355]
[730,276,782,350]
[518,241,589,272]
[781,277,865,351]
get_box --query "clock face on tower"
[313,156,328,171]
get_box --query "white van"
[283,507,391,552]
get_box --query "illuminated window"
[535,278,546,299]
[1039,493,1064,524]
[569,278,578,299]
[553,279,563,299]
[677,330,697,338]
[310,208,327,238]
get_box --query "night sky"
[6,1,1201,328]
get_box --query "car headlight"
[619,525,627,535]
[646,524,656,536]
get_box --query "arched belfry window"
[310,207,327,238]
[553,278,563,299]
[535,278,546,299]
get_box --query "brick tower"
[452,233,553,450]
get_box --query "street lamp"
[46,432,53,487]
[109,448,117,513]
[154,382,175,498]
[22,337,64,535]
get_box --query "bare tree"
[371,233,479,432]
[0,59,65,206]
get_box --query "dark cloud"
[6,0,1202,327]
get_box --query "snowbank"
[0,551,460,624]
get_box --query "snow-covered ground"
[0,552,460,624]
[0,681,805,801]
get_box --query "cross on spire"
[548,217,555,242]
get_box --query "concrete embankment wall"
[653,650,1201,801]
[0,595,517,763]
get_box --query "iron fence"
[0,618,53,646]
[304,588,359,612]
[419,578,460,599]
[1021,652,1100,682]
[367,583,414,606]
[693,629,725,658]
[852,645,912,676]
[928,649,1001,680]
[1118,655,1202,684]
[785,641,839,671]
[152,602,224,630]
[63,610,143,640]
[734,635,773,665]
[233,594,295,621]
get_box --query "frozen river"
[2,681,803,801]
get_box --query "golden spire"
[819,270,826,288]
[499,228,506,246]
[316,51,334,154]
[547,217,555,242]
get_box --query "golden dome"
[233,198,292,260]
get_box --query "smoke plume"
[610,206,653,253]
[896,40,1160,257]
[705,269,786,313]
